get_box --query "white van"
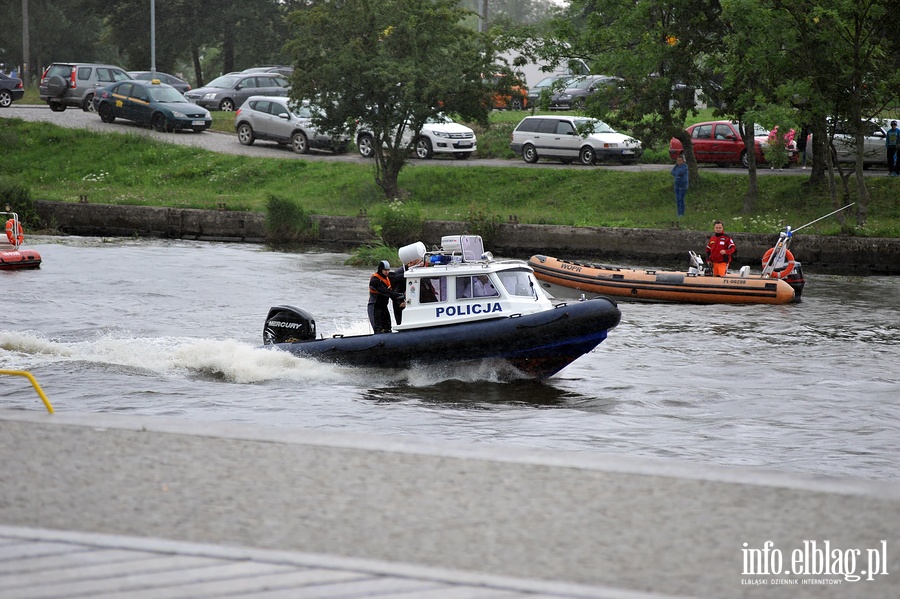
[509,115,643,165]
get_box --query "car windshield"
[204,75,240,89]
[425,114,455,124]
[569,77,603,90]
[534,76,563,88]
[148,87,188,103]
[573,117,616,134]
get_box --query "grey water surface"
[2,236,898,480]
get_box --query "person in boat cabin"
[473,275,498,297]
[706,220,736,277]
[368,260,405,333]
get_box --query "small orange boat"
[529,228,805,305]
[530,255,798,304]
[1,212,42,271]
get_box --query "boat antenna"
[792,203,855,234]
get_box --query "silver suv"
[510,115,642,165]
[234,96,349,154]
[39,63,131,112]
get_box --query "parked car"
[526,75,573,107]
[128,71,191,94]
[39,62,131,112]
[183,73,288,112]
[825,120,888,167]
[357,115,477,160]
[0,72,25,107]
[668,121,798,168]
[509,115,643,165]
[92,79,211,132]
[549,75,619,110]
[485,73,529,110]
[234,96,349,154]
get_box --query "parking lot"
[3,104,889,176]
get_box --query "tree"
[285,0,495,199]
[547,0,723,187]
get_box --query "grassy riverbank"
[1,115,898,237]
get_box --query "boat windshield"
[497,269,537,297]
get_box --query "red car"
[669,121,798,167]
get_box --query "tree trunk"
[740,121,758,213]
[191,46,204,88]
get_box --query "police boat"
[262,235,621,380]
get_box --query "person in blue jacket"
[671,154,689,217]
[886,120,900,177]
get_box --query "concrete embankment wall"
[34,201,900,276]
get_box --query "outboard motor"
[263,306,316,345]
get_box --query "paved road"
[2,104,844,175]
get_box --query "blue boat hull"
[269,297,620,379]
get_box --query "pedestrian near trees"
[886,120,900,177]
[671,154,689,217]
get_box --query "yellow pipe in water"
[0,370,54,414]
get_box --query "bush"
[0,178,38,228]
[370,199,424,248]
[265,194,318,244]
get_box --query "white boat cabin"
[395,235,554,331]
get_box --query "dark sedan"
[128,71,191,94]
[92,79,212,132]
[0,73,25,108]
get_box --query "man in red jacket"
[706,220,736,277]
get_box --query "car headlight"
[172,111,186,118]
[202,92,218,100]
[429,130,450,138]
[560,94,572,100]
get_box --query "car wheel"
[522,144,539,164]
[740,150,749,168]
[507,97,524,111]
[455,152,471,160]
[82,94,95,112]
[415,137,433,159]
[219,98,235,112]
[98,103,116,123]
[48,102,66,112]
[237,123,255,146]
[152,113,168,133]
[579,146,596,166]
[0,90,12,108]
[291,131,310,154]
[357,134,375,158]
[46,75,67,97]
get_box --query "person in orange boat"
[706,220,736,277]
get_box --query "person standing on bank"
[368,260,405,334]
[671,154,689,217]
[886,120,900,177]
[706,220,736,277]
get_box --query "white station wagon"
[510,115,643,166]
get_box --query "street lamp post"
[150,0,156,78]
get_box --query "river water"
[2,236,898,481]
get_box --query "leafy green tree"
[547,0,723,186]
[285,0,495,199]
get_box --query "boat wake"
[0,330,535,388]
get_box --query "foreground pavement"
[0,409,897,598]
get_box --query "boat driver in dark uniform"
[368,260,405,333]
